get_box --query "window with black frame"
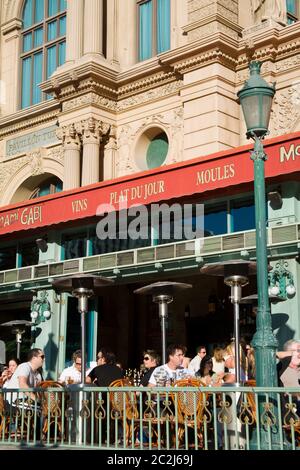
[286,0,299,23]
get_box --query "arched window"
[30,176,62,199]
[21,0,67,109]
[138,0,170,61]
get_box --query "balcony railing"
[0,385,299,450]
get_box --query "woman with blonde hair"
[212,347,225,375]
[224,341,247,382]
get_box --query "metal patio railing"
[0,385,299,450]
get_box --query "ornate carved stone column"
[106,0,119,66]
[103,125,117,180]
[83,0,104,56]
[78,118,109,186]
[66,0,84,61]
[56,124,81,190]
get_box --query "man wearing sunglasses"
[5,348,44,404]
[140,350,160,386]
[59,349,87,384]
[148,344,192,387]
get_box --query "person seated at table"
[5,349,44,403]
[140,350,160,386]
[148,344,192,387]
[188,345,207,374]
[58,350,90,384]
[0,358,20,388]
[223,341,247,383]
[195,354,223,386]
[86,348,123,386]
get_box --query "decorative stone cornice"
[174,46,237,74]
[40,61,119,99]
[237,22,300,70]
[1,20,300,130]
[0,101,60,138]
[1,18,22,35]
[117,70,177,98]
[61,92,117,112]
[117,81,183,111]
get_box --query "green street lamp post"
[238,61,283,449]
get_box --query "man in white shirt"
[148,344,192,387]
[5,348,44,404]
[188,345,207,375]
[58,349,92,384]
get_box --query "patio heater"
[134,281,192,364]
[200,260,257,385]
[240,293,284,306]
[51,274,114,385]
[1,319,33,360]
[240,293,284,332]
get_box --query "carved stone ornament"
[116,125,135,176]
[47,145,64,162]
[0,155,29,195]
[56,123,81,149]
[62,93,117,112]
[271,86,300,135]
[250,0,287,25]
[28,148,45,175]
[104,125,117,151]
[76,117,110,144]
[117,81,182,111]
[116,107,184,176]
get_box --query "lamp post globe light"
[238,60,277,386]
[238,61,284,449]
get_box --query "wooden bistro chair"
[109,378,138,445]
[40,380,64,439]
[172,377,209,449]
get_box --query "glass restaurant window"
[62,233,87,260]
[138,0,170,61]
[231,197,255,232]
[21,0,67,108]
[0,246,17,271]
[19,241,39,267]
[204,202,227,236]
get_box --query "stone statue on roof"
[251,0,287,24]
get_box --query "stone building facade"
[0,1,299,375]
